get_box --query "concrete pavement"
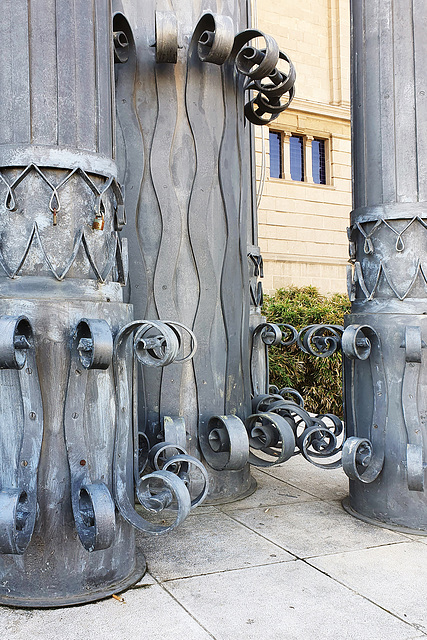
[1,457,426,639]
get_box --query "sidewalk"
[1,456,426,640]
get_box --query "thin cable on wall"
[251,0,268,209]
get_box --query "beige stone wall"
[255,0,352,295]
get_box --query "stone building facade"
[255,0,351,294]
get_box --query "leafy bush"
[262,286,351,417]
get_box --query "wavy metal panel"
[117,0,256,501]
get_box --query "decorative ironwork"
[154,11,179,63]
[199,415,250,471]
[65,319,116,552]
[401,326,425,492]
[341,325,386,483]
[0,222,127,284]
[0,316,42,555]
[0,163,125,229]
[347,260,427,302]
[349,216,427,256]
[250,391,343,469]
[192,13,296,125]
[113,320,207,535]
[148,442,209,508]
[275,322,344,357]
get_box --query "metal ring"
[297,324,343,357]
[278,324,298,346]
[342,436,383,482]
[0,489,35,555]
[155,11,178,64]
[298,425,342,469]
[164,321,197,363]
[278,388,305,408]
[133,321,180,367]
[244,98,281,126]
[233,31,279,79]
[75,319,113,370]
[342,325,372,360]
[259,323,282,346]
[0,315,32,369]
[148,442,188,471]
[251,393,286,413]
[245,412,295,467]
[75,482,116,552]
[199,415,249,471]
[253,50,296,98]
[194,14,235,65]
[163,454,210,508]
[135,470,191,535]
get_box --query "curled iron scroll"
[113,321,193,534]
[251,391,344,469]
[155,11,179,64]
[64,319,116,552]
[245,412,295,467]
[0,316,43,555]
[401,326,425,492]
[193,13,235,65]
[199,415,249,471]
[250,322,282,396]
[159,452,209,508]
[192,14,295,125]
[342,325,386,483]
[231,29,295,125]
[149,422,209,508]
[113,12,132,64]
[297,325,344,357]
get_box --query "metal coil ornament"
[192,14,296,126]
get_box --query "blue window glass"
[312,139,326,184]
[290,135,304,181]
[269,131,282,178]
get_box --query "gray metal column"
[343,0,427,532]
[117,1,256,503]
[0,0,143,606]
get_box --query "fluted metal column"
[344,0,427,532]
[0,0,142,607]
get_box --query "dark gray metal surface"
[344,0,427,531]
[117,1,295,503]
[0,0,201,607]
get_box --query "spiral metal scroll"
[0,316,43,555]
[148,441,209,509]
[401,326,424,491]
[192,14,295,125]
[341,325,386,483]
[64,319,116,552]
[113,320,199,535]
[245,412,295,467]
[251,391,344,469]
[199,415,250,471]
[250,322,282,396]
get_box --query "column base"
[205,472,257,505]
[0,550,146,609]
[342,497,427,536]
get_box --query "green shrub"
[262,286,351,417]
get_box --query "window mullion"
[305,135,314,183]
[283,132,292,180]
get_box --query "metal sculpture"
[0,0,204,608]
[341,0,427,532]
[116,1,296,503]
